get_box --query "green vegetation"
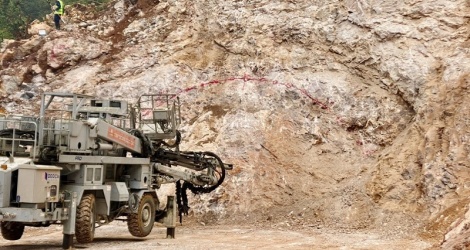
[0,0,110,42]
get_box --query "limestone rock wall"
[1,0,470,246]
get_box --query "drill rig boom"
[0,92,232,249]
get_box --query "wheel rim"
[141,203,151,227]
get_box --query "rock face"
[1,0,470,246]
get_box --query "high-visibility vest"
[55,0,64,15]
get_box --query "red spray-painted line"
[169,75,376,157]
[173,74,329,110]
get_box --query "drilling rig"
[0,92,231,249]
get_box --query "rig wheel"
[128,194,155,237]
[0,221,24,240]
[75,193,96,243]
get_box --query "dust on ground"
[0,220,431,250]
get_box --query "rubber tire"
[75,193,96,243]
[127,194,156,237]
[0,221,24,240]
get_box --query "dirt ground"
[0,221,431,250]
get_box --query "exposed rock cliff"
[1,0,470,247]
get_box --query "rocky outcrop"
[1,0,470,246]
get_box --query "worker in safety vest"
[53,0,64,30]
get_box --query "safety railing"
[0,115,38,160]
[135,94,181,140]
